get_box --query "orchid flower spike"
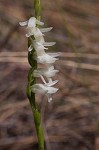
[19,16,60,102]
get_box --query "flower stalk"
[27,0,44,150]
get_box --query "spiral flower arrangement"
[19,17,60,102]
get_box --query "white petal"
[34,87,47,94]
[47,71,58,77]
[31,84,58,102]
[48,78,52,83]
[34,84,58,94]
[19,21,28,26]
[35,37,45,44]
[26,33,30,37]
[36,50,46,57]
[36,54,58,64]
[33,28,44,39]
[44,69,59,78]
[47,94,52,103]
[33,67,59,78]
[32,42,46,56]
[40,75,47,84]
[35,42,48,49]
[36,20,44,26]
[36,42,49,50]
[43,42,56,47]
[40,27,53,33]
[47,52,61,57]
[31,84,47,94]
[48,66,55,70]
[28,17,36,27]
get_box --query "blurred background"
[0,0,99,149]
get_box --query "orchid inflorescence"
[19,17,60,102]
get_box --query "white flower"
[35,53,58,64]
[33,66,59,87]
[31,83,58,102]
[33,63,59,85]
[26,27,44,38]
[19,17,44,27]
[28,44,46,56]
[34,35,45,44]
[33,41,48,51]
[19,17,44,38]
[19,17,53,39]
[33,66,59,78]
[31,40,56,53]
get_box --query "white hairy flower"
[35,53,58,64]
[33,66,59,78]
[26,27,44,38]
[30,40,56,54]
[33,41,48,51]
[27,27,53,38]
[33,66,59,85]
[19,17,44,27]
[31,83,58,102]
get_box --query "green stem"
[27,0,44,150]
